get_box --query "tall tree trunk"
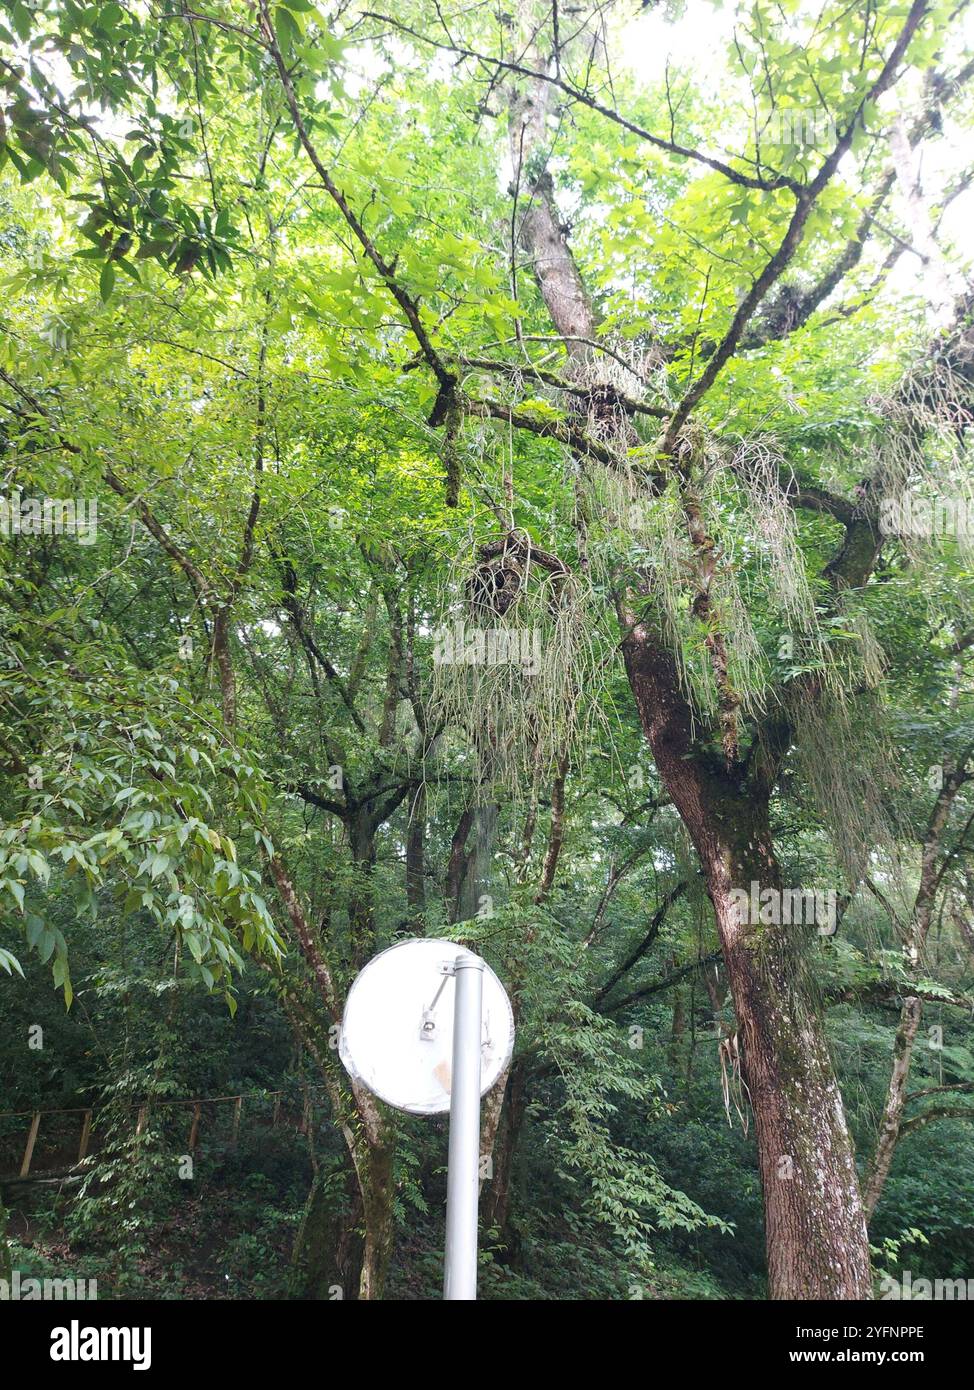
[446,805,474,924]
[211,606,237,727]
[481,1057,527,1261]
[265,868,398,1301]
[863,997,923,1220]
[348,810,378,963]
[623,626,872,1298]
[355,1138,396,1300]
[288,1169,364,1300]
[862,753,973,1219]
[668,972,686,1070]
[331,1075,397,1301]
[405,783,426,920]
[508,51,872,1293]
[458,802,499,922]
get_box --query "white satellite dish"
[339,937,514,1116]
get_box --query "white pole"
[443,951,484,1300]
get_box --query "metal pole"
[443,951,484,1300]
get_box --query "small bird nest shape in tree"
[466,533,570,620]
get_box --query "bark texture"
[288,1169,364,1300]
[622,622,872,1298]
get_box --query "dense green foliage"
[1,0,973,1300]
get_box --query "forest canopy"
[1,0,973,1304]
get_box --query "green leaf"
[0,948,24,978]
[275,6,302,52]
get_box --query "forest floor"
[3,1185,299,1299]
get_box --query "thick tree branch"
[359,12,804,193]
[602,948,723,1014]
[661,0,931,452]
[259,0,456,403]
[593,879,690,1003]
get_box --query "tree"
[3,0,973,1301]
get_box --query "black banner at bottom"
[1,1297,968,1373]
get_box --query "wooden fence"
[0,1085,327,1182]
